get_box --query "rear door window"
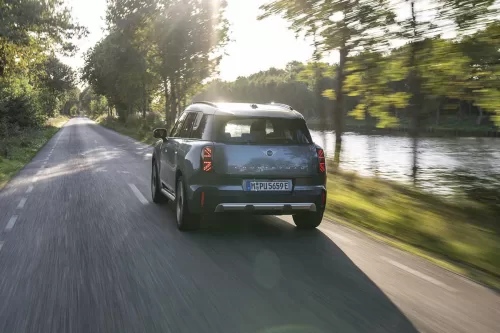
[190,114,209,139]
[170,113,187,137]
[178,112,198,138]
[217,117,312,144]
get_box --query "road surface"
[0,117,498,333]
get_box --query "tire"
[175,176,201,231]
[292,210,324,229]
[151,162,167,204]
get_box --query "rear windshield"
[216,117,312,144]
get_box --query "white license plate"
[245,180,292,192]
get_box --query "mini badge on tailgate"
[263,149,275,157]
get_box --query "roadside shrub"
[0,79,45,130]
[126,113,141,128]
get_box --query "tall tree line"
[0,0,85,139]
[196,25,500,129]
[81,0,229,127]
[257,0,498,178]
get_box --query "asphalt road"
[0,117,499,333]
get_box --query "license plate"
[245,180,292,192]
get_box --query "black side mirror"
[153,128,168,139]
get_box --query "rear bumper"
[214,202,317,213]
[187,184,326,215]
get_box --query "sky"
[61,0,328,82]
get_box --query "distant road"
[0,117,498,333]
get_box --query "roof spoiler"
[267,102,294,111]
[192,101,218,108]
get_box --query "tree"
[344,51,409,128]
[82,30,150,121]
[85,0,229,127]
[297,61,334,122]
[396,0,497,180]
[459,21,500,126]
[0,0,85,136]
[148,0,229,126]
[0,0,86,77]
[260,0,396,144]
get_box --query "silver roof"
[186,102,304,119]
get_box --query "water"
[310,130,500,199]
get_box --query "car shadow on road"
[175,214,419,333]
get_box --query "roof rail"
[192,101,218,108]
[268,102,293,111]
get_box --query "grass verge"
[94,116,500,290]
[325,169,500,290]
[0,116,69,190]
[95,115,160,145]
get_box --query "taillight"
[317,148,326,173]
[202,146,213,172]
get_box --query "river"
[310,130,500,200]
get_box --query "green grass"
[96,115,500,289]
[0,116,69,190]
[95,114,161,145]
[325,169,500,290]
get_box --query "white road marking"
[128,184,149,205]
[26,185,34,193]
[381,256,458,292]
[320,228,356,245]
[17,198,27,209]
[32,177,38,183]
[36,170,43,175]
[0,241,3,252]
[5,215,18,231]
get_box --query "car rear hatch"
[213,144,317,177]
[211,116,318,179]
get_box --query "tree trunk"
[408,1,420,184]
[164,79,170,127]
[477,105,484,125]
[334,46,348,145]
[142,84,147,119]
[435,101,440,126]
[169,76,177,127]
[127,96,132,122]
[333,141,342,170]
[181,95,187,111]
[314,64,326,126]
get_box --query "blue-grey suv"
[151,102,327,231]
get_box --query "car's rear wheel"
[292,210,324,229]
[176,176,201,231]
[151,162,167,204]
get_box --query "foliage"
[194,67,323,117]
[0,0,84,139]
[96,112,165,145]
[194,35,499,130]
[0,115,68,189]
[0,0,86,76]
[83,0,229,126]
[260,0,396,140]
